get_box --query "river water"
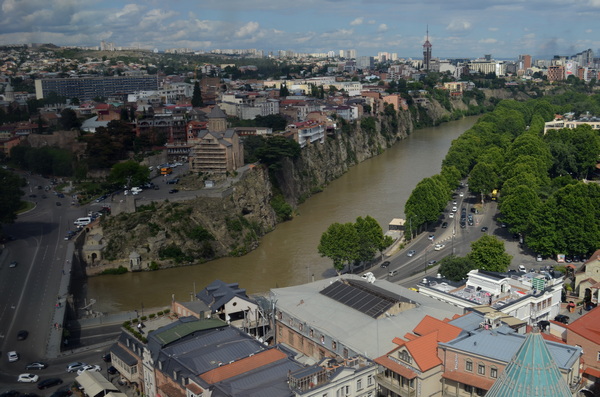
[86,116,479,313]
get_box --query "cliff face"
[85,94,507,272]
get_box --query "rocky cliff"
[86,93,525,272]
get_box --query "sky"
[1,0,599,60]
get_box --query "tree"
[0,168,26,226]
[279,83,290,97]
[468,162,499,197]
[60,108,81,130]
[439,255,475,282]
[108,160,150,188]
[354,216,392,262]
[318,222,360,273]
[498,185,541,233]
[467,235,512,272]
[191,81,203,107]
[405,176,449,237]
[255,135,300,171]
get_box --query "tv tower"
[423,26,432,71]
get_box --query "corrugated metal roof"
[152,318,225,345]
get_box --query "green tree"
[255,135,301,171]
[467,235,512,272]
[279,83,290,97]
[0,168,25,226]
[108,160,150,188]
[498,185,542,233]
[318,222,360,273]
[60,108,81,130]
[439,255,475,282]
[191,81,203,107]
[468,162,499,199]
[354,216,392,262]
[405,176,449,237]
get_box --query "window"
[466,360,473,372]
[356,378,362,390]
[367,375,374,386]
[399,350,412,364]
[299,323,304,331]
[490,367,498,378]
[343,348,349,359]
[464,385,473,393]
[310,329,314,337]
[278,327,282,336]
[277,311,282,320]
[332,341,337,350]
[478,364,485,375]
[289,332,294,345]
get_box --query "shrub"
[163,309,170,314]
[140,315,147,321]
[149,313,156,319]
[157,311,163,316]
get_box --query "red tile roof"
[567,305,600,344]
[374,356,417,379]
[412,315,462,343]
[200,348,287,384]
[405,331,442,371]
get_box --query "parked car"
[17,330,28,340]
[8,351,19,362]
[536,254,543,262]
[107,366,118,375]
[448,212,454,218]
[9,261,17,268]
[102,353,112,362]
[65,362,86,373]
[168,189,179,194]
[441,222,448,229]
[481,227,488,232]
[554,315,570,324]
[49,389,72,397]
[26,361,48,370]
[37,378,63,389]
[518,265,527,272]
[18,373,39,383]
[380,261,390,268]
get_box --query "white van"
[74,217,92,226]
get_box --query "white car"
[77,364,101,375]
[8,351,19,362]
[434,244,445,251]
[18,373,39,383]
[448,212,455,218]
[452,206,457,212]
[459,192,464,197]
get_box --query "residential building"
[547,65,566,82]
[418,269,564,325]
[35,75,158,101]
[543,117,600,134]
[562,305,600,387]
[285,120,325,148]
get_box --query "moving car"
[37,378,63,389]
[380,261,390,268]
[481,227,488,232]
[168,189,179,194]
[77,364,101,375]
[434,244,445,251]
[8,351,19,362]
[26,361,48,370]
[428,234,435,241]
[102,353,112,362]
[65,362,86,373]
[18,373,39,383]
[9,261,17,268]
[17,330,28,340]
[427,260,437,266]
[406,250,416,257]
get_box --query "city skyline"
[1,0,599,59]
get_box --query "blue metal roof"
[486,330,572,397]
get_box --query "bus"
[160,167,173,176]
[491,189,498,201]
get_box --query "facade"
[547,65,566,82]
[188,106,244,174]
[418,269,564,325]
[543,117,600,134]
[574,249,600,303]
[423,28,432,71]
[35,75,158,101]
[286,120,326,148]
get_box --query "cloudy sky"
[1,0,599,60]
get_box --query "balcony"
[376,374,416,397]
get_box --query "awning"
[76,371,119,397]
[584,367,600,379]
[374,356,418,379]
[443,370,495,390]
[110,343,138,366]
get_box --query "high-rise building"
[423,27,432,71]
[519,54,532,70]
[34,75,158,101]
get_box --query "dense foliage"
[407,91,600,258]
[318,215,392,272]
[0,168,26,226]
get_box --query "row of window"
[465,359,498,378]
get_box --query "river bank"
[82,116,481,314]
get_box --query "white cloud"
[479,38,498,44]
[234,21,260,38]
[350,17,364,26]
[377,24,388,32]
[115,4,141,19]
[488,27,498,32]
[446,19,472,32]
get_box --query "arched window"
[465,359,473,372]
[399,350,411,364]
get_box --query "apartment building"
[418,269,564,325]
[35,75,158,101]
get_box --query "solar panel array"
[319,280,396,318]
